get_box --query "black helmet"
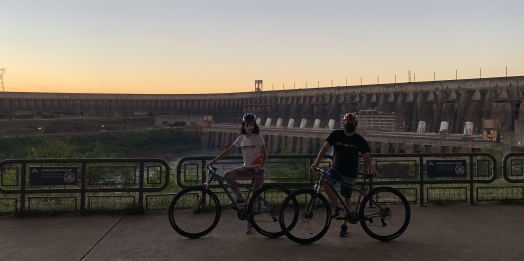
[242,113,257,123]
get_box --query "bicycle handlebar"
[206,165,217,174]
[312,167,374,178]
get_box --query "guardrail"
[2,152,522,215]
[502,153,524,183]
[177,153,501,206]
[0,158,170,214]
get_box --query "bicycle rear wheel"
[359,187,410,241]
[279,189,331,244]
[248,185,294,238]
[168,186,221,238]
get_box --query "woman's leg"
[224,167,253,199]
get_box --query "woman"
[207,112,267,234]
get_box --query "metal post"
[20,162,27,213]
[80,162,87,213]
[138,161,145,212]
[469,155,475,205]
[419,156,425,206]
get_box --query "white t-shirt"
[233,134,265,167]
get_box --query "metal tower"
[0,68,6,91]
[255,80,263,92]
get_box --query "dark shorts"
[327,166,356,198]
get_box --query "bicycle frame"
[204,167,269,217]
[312,168,386,220]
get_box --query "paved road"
[1,204,523,261]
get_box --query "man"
[310,112,379,237]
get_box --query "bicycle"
[168,166,297,238]
[278,167,411,244]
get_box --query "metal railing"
[2,152,523,215]
[177,153,502,206]
[502,153,524,183]
[0,158,170,214]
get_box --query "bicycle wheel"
[279,189,331,244]
[247,185,294,238]
[168,186,221,238]
[359,187,411,241]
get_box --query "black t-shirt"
[326,130,371,175]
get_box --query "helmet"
[242,113,257,123]
[343,113,358,122]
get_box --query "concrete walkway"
[1,204,523,261]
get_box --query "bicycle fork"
[193,174,214,214]
[303,181,323,218]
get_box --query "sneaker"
[246,222,254,234]
[332,206,344,219]
[336,210,357,221]
[339,224,348,237]
[228,198,246,207]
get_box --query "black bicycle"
[168,166,297,238]
[278,167,411,244]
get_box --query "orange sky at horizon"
[2,1,523,95]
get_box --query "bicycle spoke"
[249,185,290,237]
[168,187,221,238]
[359,188,410,241]
[279,190,331,244]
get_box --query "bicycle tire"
[247,184,294,238]
[359,187,411,241]
[168,186,221,238]
[279,189,331,244]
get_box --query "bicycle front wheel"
[359,187,411,241]
[247,185,293,238]
[168,186,221,238]
[279,189,331,244]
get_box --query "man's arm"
[362,152,379,176]
[310,141,331,169]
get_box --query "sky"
[1,1,523,94]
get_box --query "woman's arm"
[207,144,237,166]
[260,144,268,167]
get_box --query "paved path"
[1,204,523,261]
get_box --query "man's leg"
[321,181,341,207]
[339,196,351,237]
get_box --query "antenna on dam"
[255,80,263,92]
[0,68,6,91]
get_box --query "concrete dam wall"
[1,76,523,134]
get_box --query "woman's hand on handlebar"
[253,165,264,174]
[371,170,380,177]
[310,163,319,171]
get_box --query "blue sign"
[29,167,78,185]
[427,160,467,178]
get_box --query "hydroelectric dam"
[1,76,523,154]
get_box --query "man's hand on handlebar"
[371,170,380,177]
